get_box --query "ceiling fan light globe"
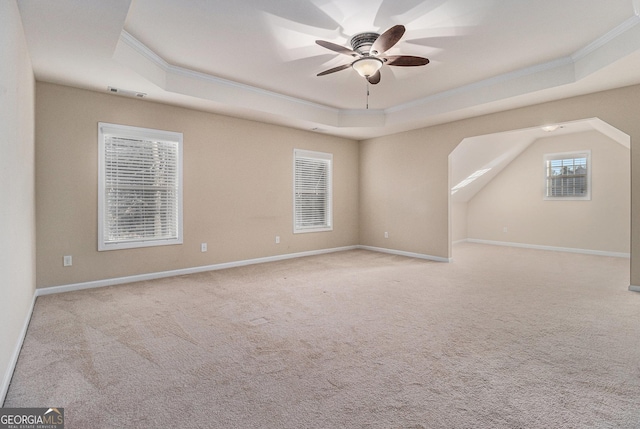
[352,57,383,78]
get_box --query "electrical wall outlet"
[275,236,280,244]
[201,243,207,252]
[503,227,508,233]
[384,232,389,239]
[63,255,72,267]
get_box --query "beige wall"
[32,81,640,288]
[466,131,630,253]
[0,0,35,401]
[36,83,359,288]
[360,84,640,285]
[451,202,468,243]
[359,126,451,256]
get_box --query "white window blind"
[544,151,591,200]
[293,149,332,233]
[98,123,183,251]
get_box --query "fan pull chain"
[366,82,370,110]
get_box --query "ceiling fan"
[315,24,429,85]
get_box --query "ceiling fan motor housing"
[350,32,380,55]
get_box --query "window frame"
[98,122,184,251]
[543,150,591,201]
[293,149,333,234]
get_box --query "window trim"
[98,122,183,251]
[293,149,333,234]
[543,150,591,201]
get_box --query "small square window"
[544,151,591,200]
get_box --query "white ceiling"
[15,0,640,140]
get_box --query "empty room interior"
[2,0,640,427]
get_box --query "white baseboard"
[1,291,37,406]
[629,285,640,292]
[36,246,358,296]
[357,245,451,263]
[466,239,630,258]
[36,245,453,297]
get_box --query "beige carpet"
[4,243,640,428]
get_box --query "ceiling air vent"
[107,86,146,98]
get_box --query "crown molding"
[119,31,336,114]
[116,16,640,135]
[572,14,640,61]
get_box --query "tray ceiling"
[17,0,640,139]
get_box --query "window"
[293,149,332,233]
[98,123,183,251]
[544,151,591,200]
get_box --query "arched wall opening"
[449,118,630,264]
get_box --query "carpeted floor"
[4,243,640,428]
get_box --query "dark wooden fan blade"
[370,24,405,55]
[383,55,430,66]
[316,40,359,57]
[317,63,352,76]
[367,70,381,85]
